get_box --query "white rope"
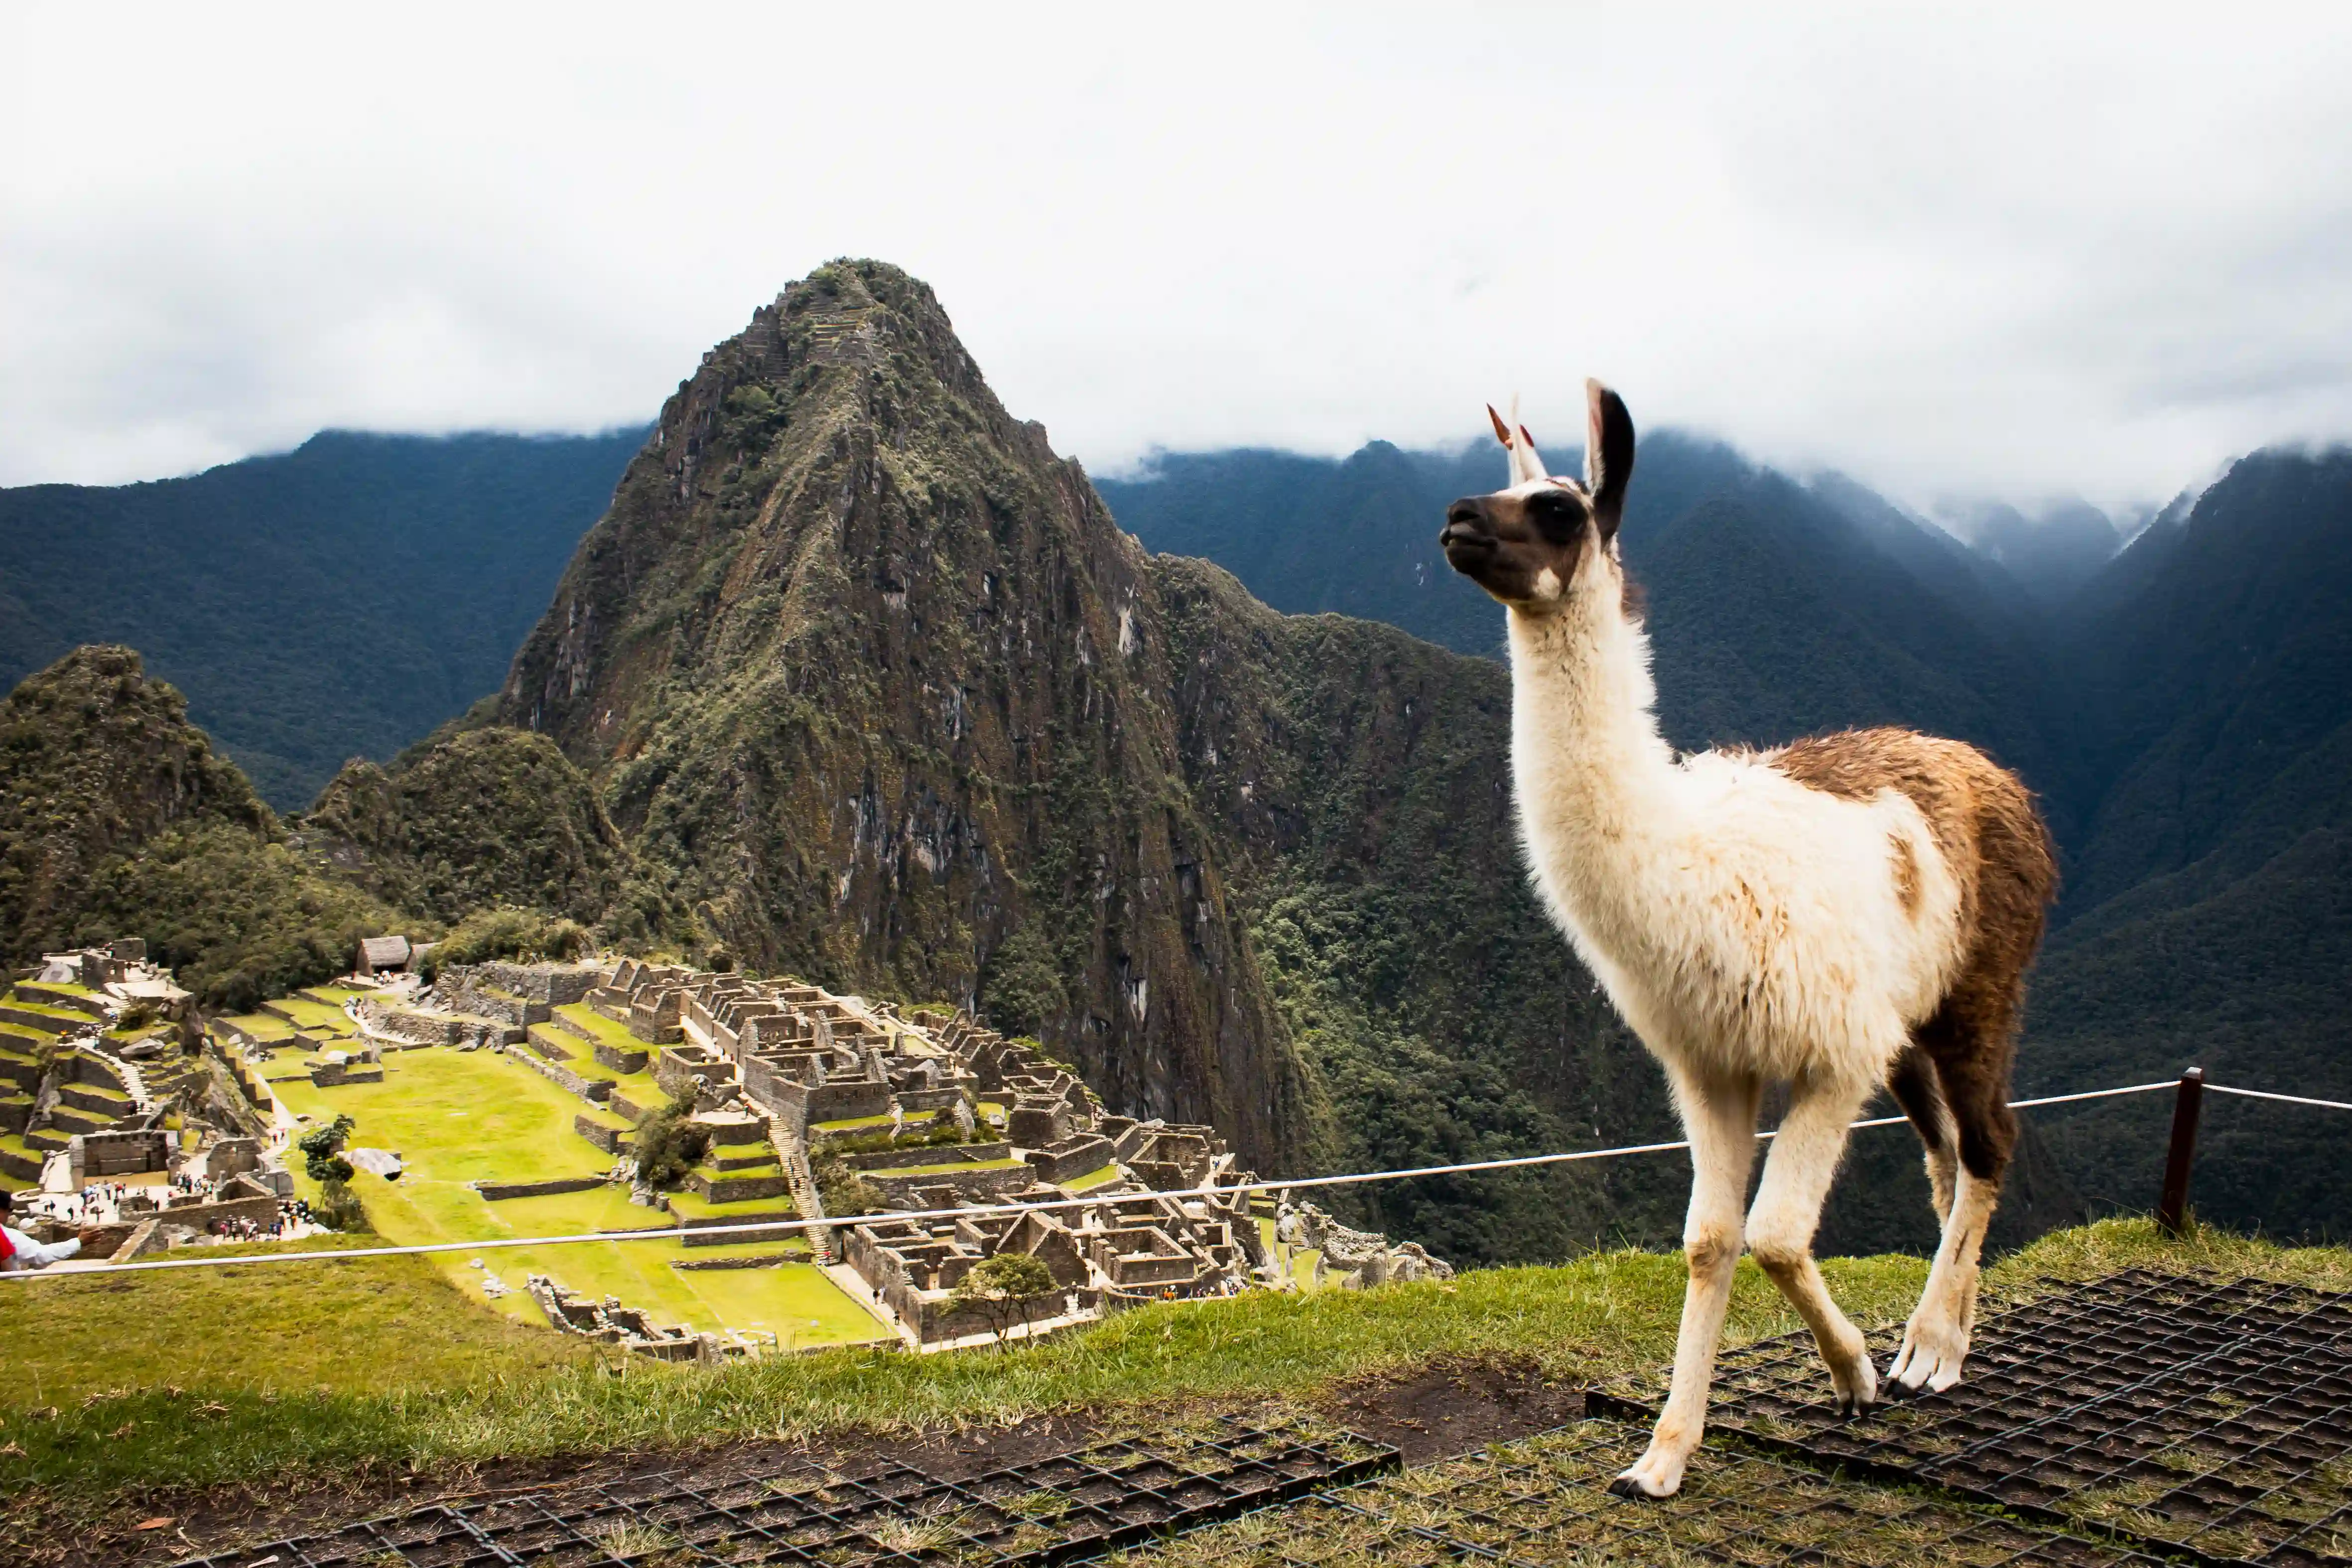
[2205,1083,2352,1114]
[0,1076,2242,1281]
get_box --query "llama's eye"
[1526,492,1582,544]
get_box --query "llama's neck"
[1506,595,1684,918]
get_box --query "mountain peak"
[495,264,1313,1170]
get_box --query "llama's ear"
[1585,379,1636,539]
[1504,394,1547,485]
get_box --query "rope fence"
[3,1073,2340,1280]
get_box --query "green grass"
[0,1001,86,1023]
[694,1159,786,1181]
[0,1237,588,1413]
[16,980,97,998]
[265,998,349,1031]
[1062,1163,1124,1192]
[865,1158,1026,1177]
[268,1047,879,1351]
[812,1113,898,1133]
[4,1219,2337,1515]
[552,1003,643,1052]
[217,1012,296,1042]
[303,985,369,1005]
[660,1188,797,1223]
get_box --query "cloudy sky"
[5,6,2349,514]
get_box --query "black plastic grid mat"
[168,1413,1396,1567]
[1101,1420,2169,1566]
[1594,1269,2352,1567]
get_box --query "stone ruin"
[1274,1197,1455,1289]
[523,1274,729,1363]
[353,954,1452,1351]
[845,1188,1268,1345]
[33,938,193,1025]
[3,938,295,1255]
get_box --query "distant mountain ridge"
[0,427,645,808]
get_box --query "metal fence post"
[2156,1067,2206,1238]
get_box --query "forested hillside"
[0,428,643,808]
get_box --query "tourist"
[1,1222,103,1272]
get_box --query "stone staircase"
[82,1043,154,1116]
[769,1116,834,1265]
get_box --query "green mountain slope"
[496,261,1315,1172]
[306,726,664,938]
[0,646,405,1009]
[2018,451,2352,1239]
[0,428,643,808]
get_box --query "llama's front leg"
[1746,1073,1878,1415]
[1891,1062,2012,1395]
[1611,1070,1760,1501]
[1890,1163,2000,1393]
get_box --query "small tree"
[297,1114,356,1183]
[314,1176,367,1232]
[946,1252,1057,1351]
[631,1092,710,1191]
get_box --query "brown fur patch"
[1768,727,2059,1183]
[1889,831,1922,916]
[1618,559,1647,622]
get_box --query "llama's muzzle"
[1440,499,1495,572]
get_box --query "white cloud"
[4,3,2349,513]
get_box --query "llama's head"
[1440,379,1635,613]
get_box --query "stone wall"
[503,1042,614,1105]
[592,1038,650,1075]
[1024,1135,1114,1184]
[841,1141,1013,1171]
[74,1128,168,1178]
[475,1175,609,1201]
[865,1162,1035,1206]
[686,1169,795,1204]
[469,960,601,1006]
[575,1112,629,1155]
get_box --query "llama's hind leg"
[1891,1047,2013,1394]
[1887,1044,1959,1228]
[1611,1067,1761,1501]
[1747,1071,1879,1415]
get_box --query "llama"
[1439,383,2055,1500]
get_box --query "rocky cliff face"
[499,261,1311,1171]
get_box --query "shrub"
[978,925,1064,1041]
[812,1153,885,1221]
[630,1092,709,1191]
[419,908,588,980]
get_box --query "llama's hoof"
[1890,1320,1969,1394]
[1829,1348,1879,1416]
[1608,1451,1686,1499]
